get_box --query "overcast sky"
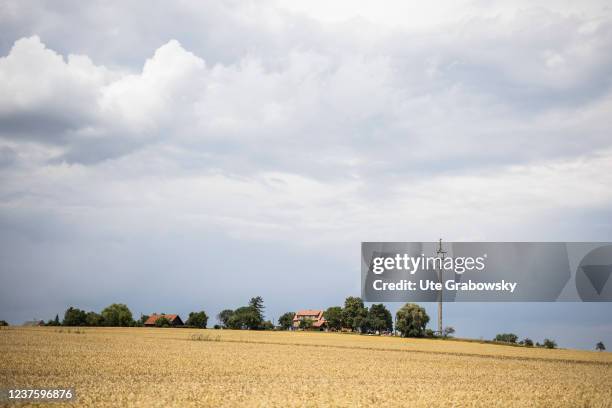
[1,0,611,349]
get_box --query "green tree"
[101,303,133,327]
[299,318,314,330]
[248,296,265,328]
[217,309,234,328]
[395,303,429,337]
[155,316,171,327]
[323,306,343,331]
[226,313,240,329]
[0,320,8,326]
[596,341,606,351]
[140,314,149,325]
[543,338,557,349]
[522,337,534,347]
[342,296,368,332]
[186,311,208,328]
[262,320,275,330]
[278,312,295,330]
[229,306,260,330]
[46,314,61,326]
[367,304,393,333]
[63,307,87,326]
[494,333,518,343]
[354,315,368,332]
[86,311,104,326]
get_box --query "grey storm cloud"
[0,0,611,349]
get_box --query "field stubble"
[1,327,611,407]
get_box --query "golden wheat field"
[1,327,611,407]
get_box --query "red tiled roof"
[144,314,181,325]
[293,310,326,325]
[295,309,323,316]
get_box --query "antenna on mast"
[436,238,447,336]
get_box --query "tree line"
[7,297,436,338]
[493,333,558,349]
[276,296,435,338]
[39,304,209,328]
[4,298,607,350]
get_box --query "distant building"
[144,314,184,327]
[22,320,44,327]
[293,310,327,330]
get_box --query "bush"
[213,324,221,329]
[494,333,518,344]
[0,320,8,326]
[442,326,455,338]
[543,338,557,349]
[522,338,534,347]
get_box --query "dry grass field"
[1,327,611,407]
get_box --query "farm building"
[144,314,184,327]
[293,310,327,330]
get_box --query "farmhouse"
[293,310,327,330]
[144,314,184,327]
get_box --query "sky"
[0,0,611,350]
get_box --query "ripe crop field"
[1,327,611,407]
